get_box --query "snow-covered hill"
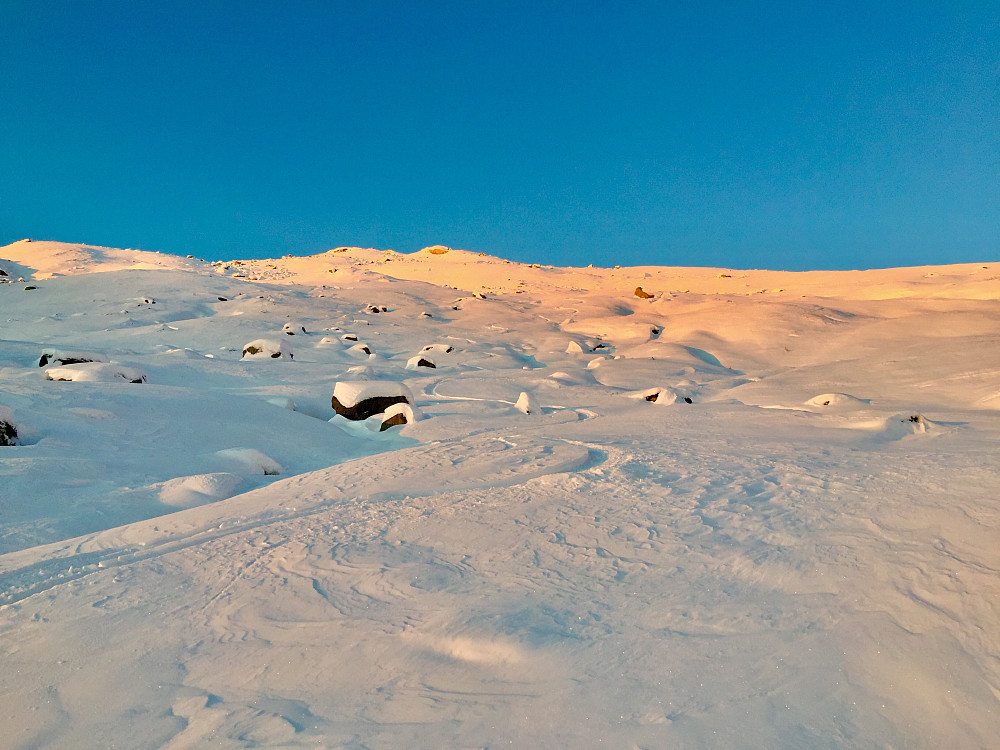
[2,240,999,748]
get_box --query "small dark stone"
[24,286,37,291]
[683,397,693,404]
[218,297,228,301]
[908,415,922,423]
[416,358,436,368]
[645,393,658,402]
[0,267,7,277]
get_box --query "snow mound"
[332,381,414,421]
[805,393,869,408]
[159,472,244,508]
[43,362,148,383]
[242,339,293,359]
[626,387,689,405]
[282,322,307,335]
[215,448,283,475]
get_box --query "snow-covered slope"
[1,240,998,748]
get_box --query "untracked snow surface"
[1,240,999,749]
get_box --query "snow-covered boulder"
[515,391,541,415]
[282,322,307,335]
[242,339,293,360]
[565,340,585,354]
[406,355,436,369]
[345,343,373,358]
[420,343,454,355]
[44,362,148,383]
[331,381,414,421]
[0,405,17,446]
[379,402,421,431]
[38,350,109,368]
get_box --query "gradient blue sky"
[2,1,998,269]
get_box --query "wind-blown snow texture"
[1,240,999,749]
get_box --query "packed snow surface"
[1,239,999,748]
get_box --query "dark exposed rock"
[39,351,108,368]
[0,419,16,446]
[634,286,654,299]
[379,411,409,431]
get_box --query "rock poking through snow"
[0,406,17,446]
[406,355,436,369]
[38,350,110,368]
[379,402,421,431]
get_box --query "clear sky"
[2,1,998,270]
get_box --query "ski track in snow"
[1,241,999,749]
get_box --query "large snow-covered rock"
[43,362,148,383]
[331,381,414,421]
[242,339,293,359]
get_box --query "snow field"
[0,240,998,748]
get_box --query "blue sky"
[2,1,997,270]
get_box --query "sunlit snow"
[1,239,998,748]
